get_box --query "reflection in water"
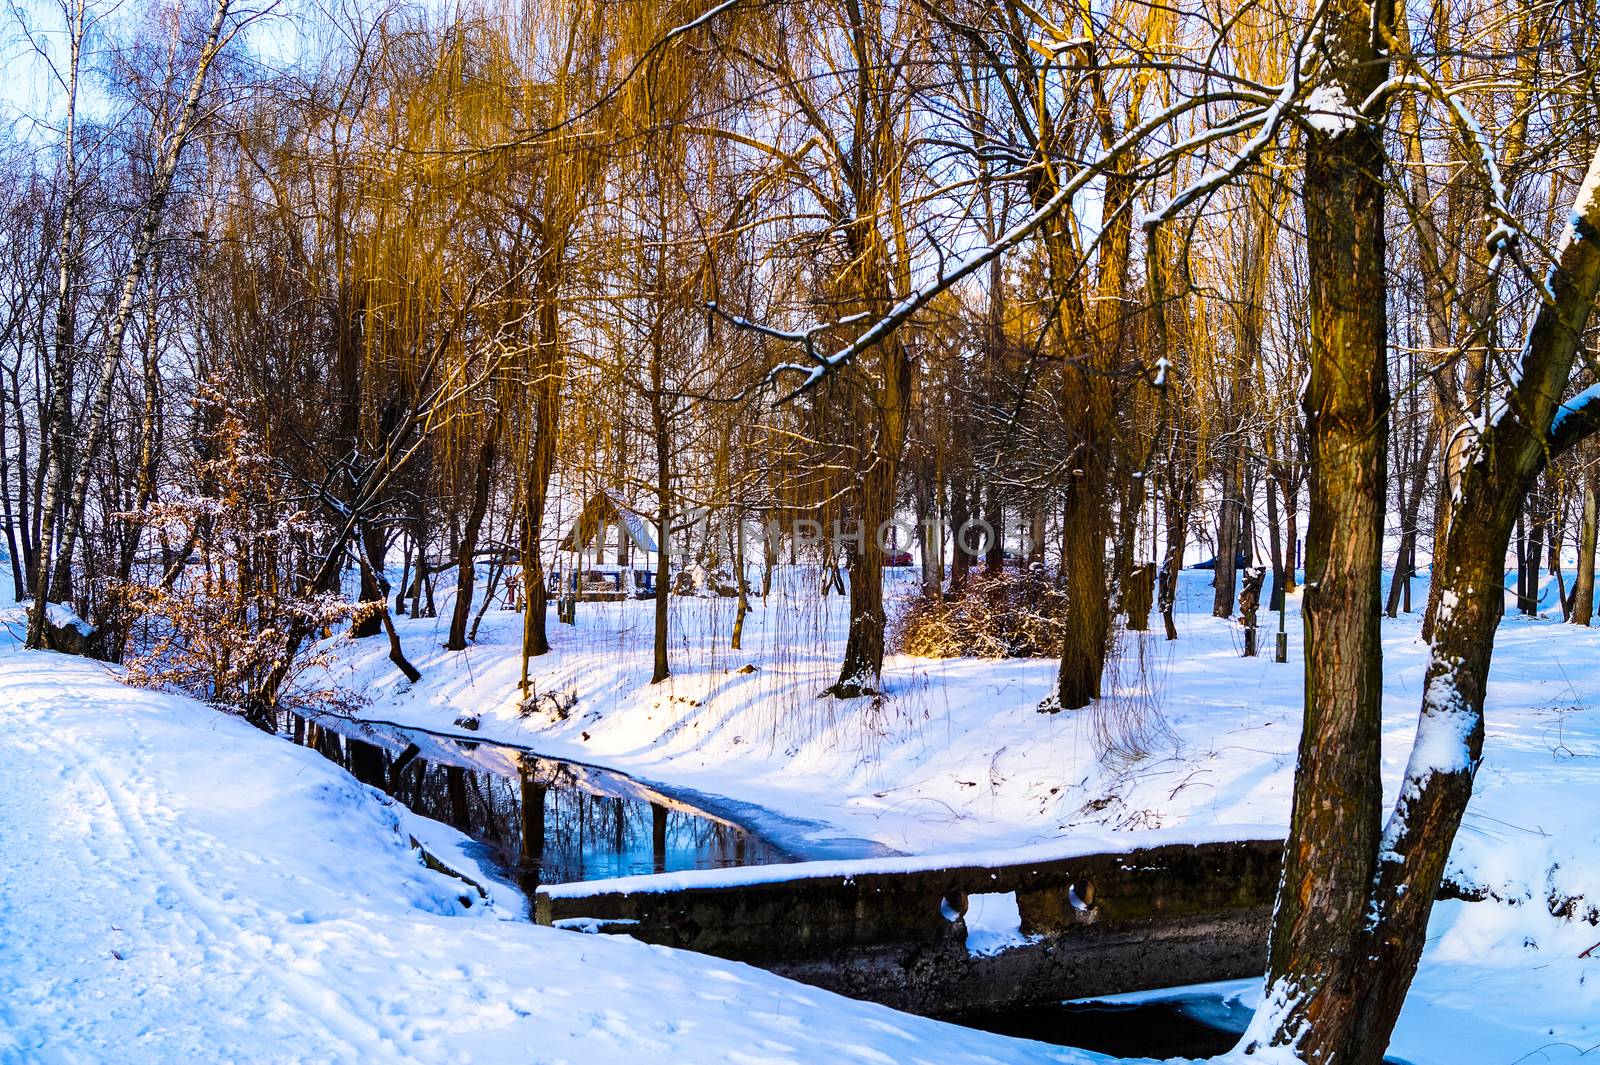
[286,714,792,891]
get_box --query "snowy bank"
[0,650,1096,1065]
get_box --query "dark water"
[960,991,1412,1063]
[290,714,795,888]
[958,993,1251,1058]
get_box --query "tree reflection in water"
[288,715,789,890]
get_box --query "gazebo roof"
[560,489,658,553]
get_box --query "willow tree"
[354,21,527,655]
[740,0,930,696]
[929,0,1173,707]
[600,0,741,683]
[462,7,612,684]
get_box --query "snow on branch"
[1548,383,1600,456]
[1140,0,1331,233]
[721,89,1266,403]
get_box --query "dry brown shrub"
[891,569,1067,658]
[117,389,369,724]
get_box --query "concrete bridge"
[536,835,1285,1017]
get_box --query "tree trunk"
[1546,484,1567,618]
[918,471,943,598]
[1255,4,1393,1052]
[1571,477,1596,626]
[832,332,912,696]
[1386,424,1436,618]
[983,488,1004,575]
[1420,472,1453,641]
[1212,448,1241,618]
[396,535,413,615]
[29,0,234,648]
[352,520,387,638]
[1028,499,1046,569]
[949,475,971,592]
[447,423,499,650]
[732,516,750,652]
[1266,472,1284,612]
[1240,567,1265,657]
[833,464,893,695]
[1159,465,1194,642]
[519,283,564,686]
[1524,503,1546,615]
[409,499,429,619]
[651,385,671,683]
[1283,472,1300,592]
[24,1,84,647]
[1051,151,1133,709]
[357,537,421,684]
[1056,467,1109,709]
[761,523,775,598]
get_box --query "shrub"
[891,569,1067,658]
[117,390,368,725]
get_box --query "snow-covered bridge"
[536,836,1284,1017]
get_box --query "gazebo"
[557,490,659,600]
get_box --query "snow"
[300,567,1600,1063]
[1409,669,1479,778]
[44,599,93,634]
[3,566,1600,1063]
[539,825,1282,898]
[1303,85,1359,135]
[963,892,1037,956]
[1551,383,1600,438]
[1556,145,1600,253]
[0,648,1099,1065]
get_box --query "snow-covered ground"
[2,567,1597,1063]
[0,648,1103,1065]
[309,568,1600,1064]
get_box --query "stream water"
[293,713,894,887]
[961,992,1251,1058]
[960,990,1412,1062]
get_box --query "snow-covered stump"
[536,838,1284,1016]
